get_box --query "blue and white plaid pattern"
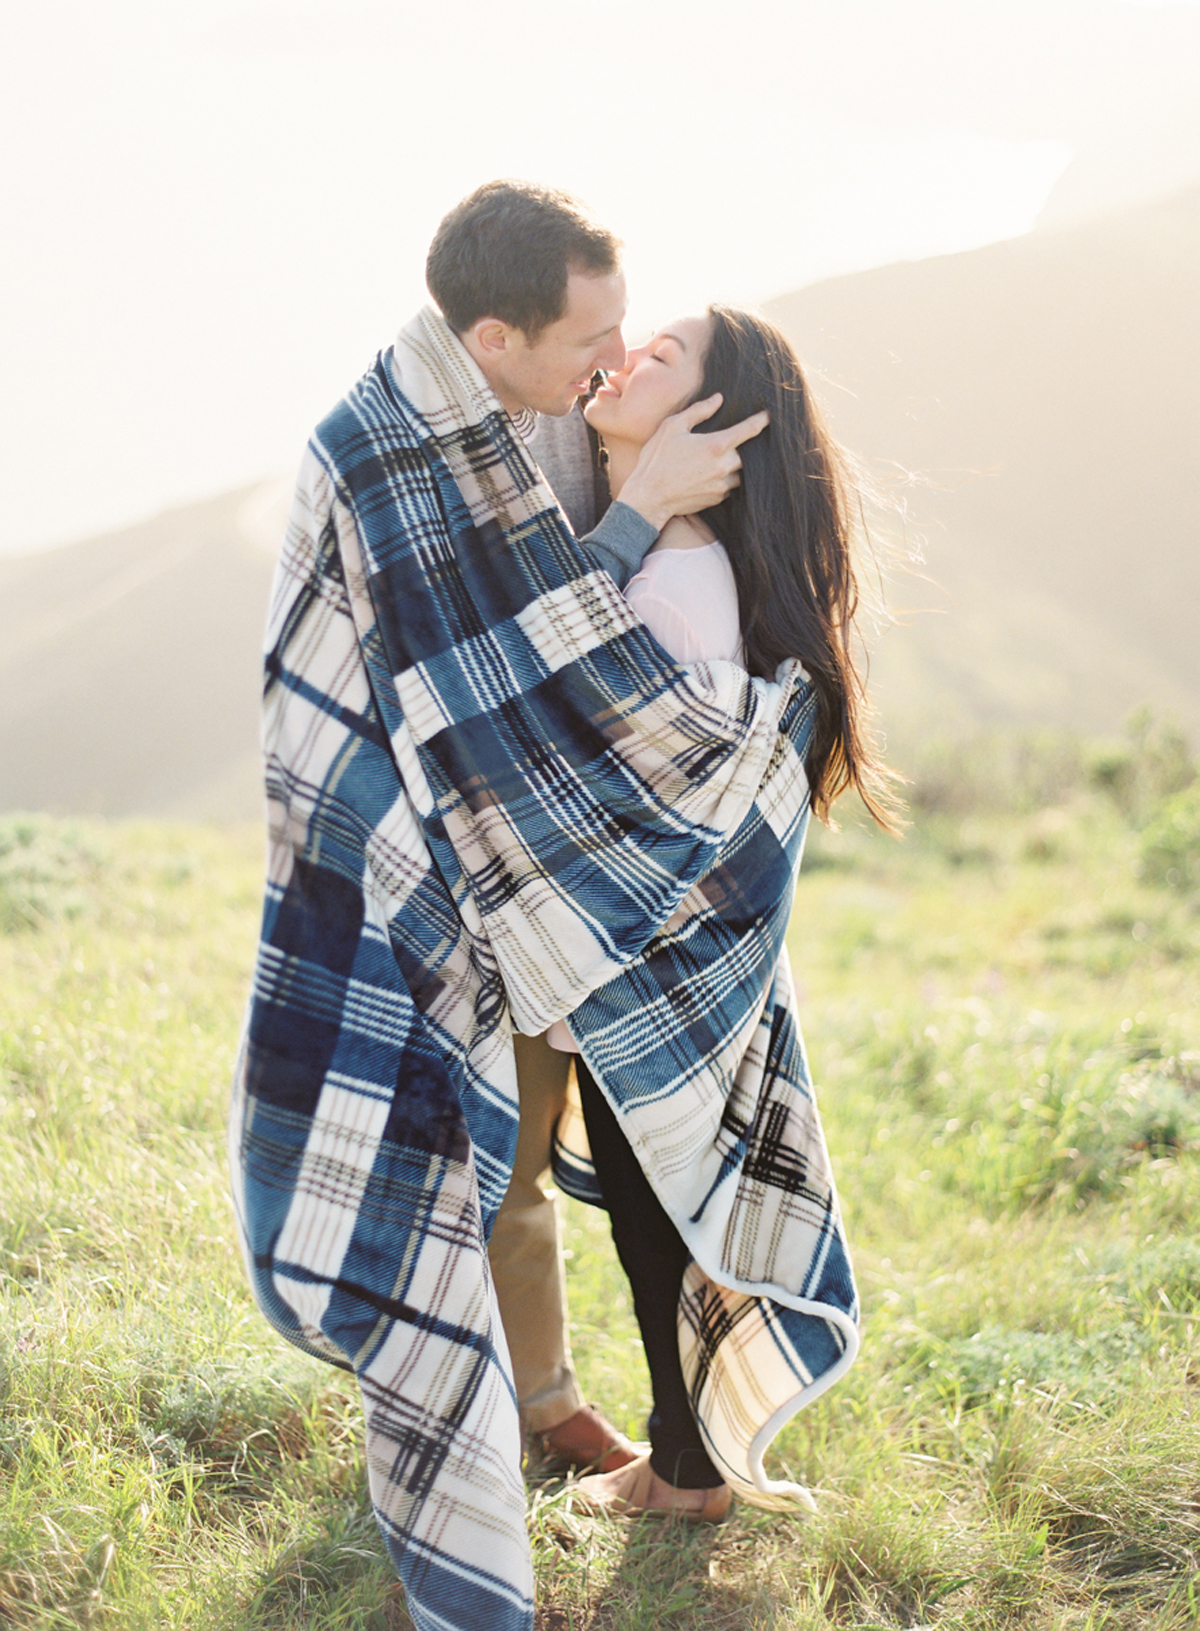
[230,308,859,1631]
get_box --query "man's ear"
[469,318,512,361]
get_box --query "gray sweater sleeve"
[580,503,658,590]
[526,407,658,590]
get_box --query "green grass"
[1,761,1199,1629]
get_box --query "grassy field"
[2,730,1200,1629]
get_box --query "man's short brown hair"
[426,180,621,339]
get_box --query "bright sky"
[2,0,1199,555]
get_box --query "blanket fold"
[231,307,858,1631]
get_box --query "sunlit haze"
[3,0,1199,554]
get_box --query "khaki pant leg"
[489,1032,584,1433]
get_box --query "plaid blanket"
[230,307,859,1631]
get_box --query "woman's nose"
[614,343,654,383]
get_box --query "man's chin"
[529,383,592,417]
[534,395,581,418]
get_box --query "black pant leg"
[575,1058,724,1490]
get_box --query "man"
[230,180,783,1631]
[424,182,768,1477]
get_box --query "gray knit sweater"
[527,405,655,590]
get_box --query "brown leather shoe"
[533,1404,638,1475]
[571,1453,732,1523]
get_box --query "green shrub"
[1089,709,1195,822]
[907,729,1088,818]
[1141,782,1200,889]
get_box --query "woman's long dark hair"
[695,305,900,832]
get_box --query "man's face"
[497,268,628,416]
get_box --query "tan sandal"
[571,1453,732,1523]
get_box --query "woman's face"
[584,313,712,446]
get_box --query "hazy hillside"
[766,184,1200,742]
[2,184,1197,819]
[0,484,283,820]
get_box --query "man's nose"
[596,330,627,374]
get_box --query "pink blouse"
[625,540,744,666]
[545,540,744,1053]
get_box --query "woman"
[550,304,897,1519]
